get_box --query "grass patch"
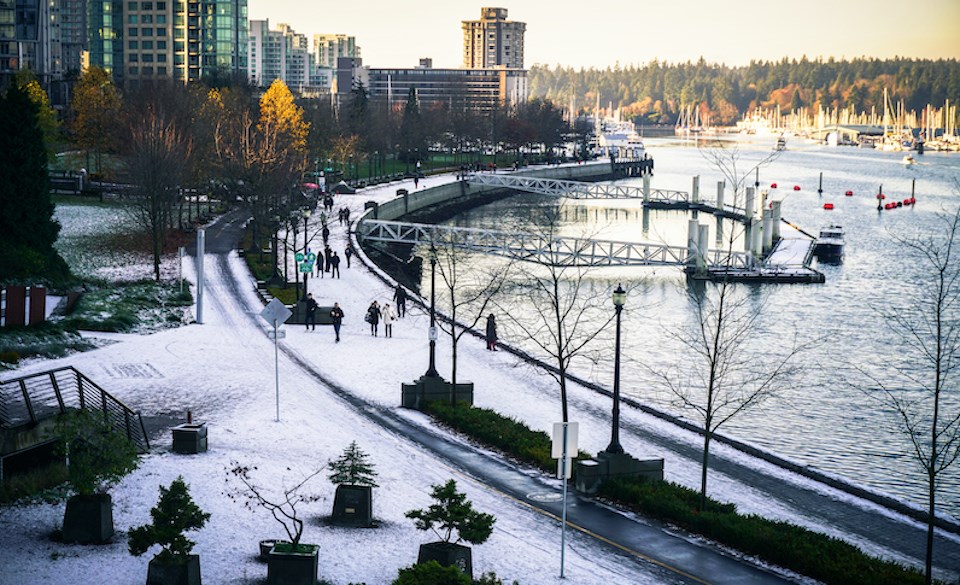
[0,461,70,505]
[0,321,99,363]
[421,403,938,585]
[61,280,193,333]
[241,228,301,305]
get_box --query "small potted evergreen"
[226,461,322,585]
[327,441,378,527]
[128,476,210,585]
[405,479,496,580]
[54,409,140,543]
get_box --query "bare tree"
[431,238,513,405]
[495,206,617,422]
[649,144,803,510]
[123,100,192,280]
[861,204,960,585]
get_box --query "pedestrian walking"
[330,302,344,342]
[344,243,353,268]
[485,314,498,351]
[315,252,325,277]
[324,194,334,213]
[304,293,318,331]
[381,303,396,338]
[324,245,333,273]
[322,224,330,244]
[338,207,346,226]
[343,207,351,223]
[393,284,407,318]
[330,252,341,278]
[365,301,381,336]
[320,210,328,226]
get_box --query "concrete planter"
[258,539,289,561]
[417,542,472,579]
[330,485,373,527]
[146,554,201,585]
[266,544,318,585]
[62,493,114,543]
[172,424,207,454]
[401,376,474,410]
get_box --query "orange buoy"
[793,185,801,191]
[845,190,854,196]
[771,183,778,188]
[823,203,834,210]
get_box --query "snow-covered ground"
[2,170,957,584]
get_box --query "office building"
[462,7,524,69]
[248,19,332,93]
[335,57,527,113]
[312,33,356,68]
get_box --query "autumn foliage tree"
[70,66,122,176]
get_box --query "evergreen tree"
[0,84,69,282]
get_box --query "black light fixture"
[605,283,627,455]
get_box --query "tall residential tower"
[461,7,524,69]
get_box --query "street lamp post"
[302,208,311,297]
[605,284,627,455]
[271,215,281,282]
[425,244,439,378]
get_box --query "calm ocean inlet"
[431,137,960,518]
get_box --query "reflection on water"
[433,140,960,517]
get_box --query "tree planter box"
[172,424,207,454]
[267,544,318,585]
[330,485,373,527]
[417,542,472,579]
[146,554,201,585]
[62,493,114,543]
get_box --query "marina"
[428,141,960,518]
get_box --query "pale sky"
[248,0,960,70]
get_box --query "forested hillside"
[529,57,960,126]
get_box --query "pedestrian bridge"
[357,219,758,270]
[467,173,747,220]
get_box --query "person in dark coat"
[315,251,325,277]
[322,224,330,244]
[304,293,318,331]
[485,314,498,351]
[392,284,407,318]
[324,245,333,273]
[329,302,344,342]
[344,243,353,268]
[330,252,341,278]
[366,301,381,336]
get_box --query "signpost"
[259,299,292,422]
[552,421,578,579]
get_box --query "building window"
[140,2,152,9]
[156,1,166,9]
[142,54,153,62]
[128,15,138,24]
[142,66,153,74]
[128,40,138,49]
[141,28,152,36]
[156,28,165,36]
[129,66,138,74]
[141,15,152,23]
[129,54,138,62]
[128,27,138,36]
[156,40,166,49]
[158,66,167,75]
[157,53,166,62]
[141,40,152,49]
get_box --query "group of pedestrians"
[314,245,343,278]
[337,206,351,226]
[303,294,345,343]
[364,300,396,337]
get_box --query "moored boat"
[813,225,844,263]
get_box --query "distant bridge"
[467,173,747,220]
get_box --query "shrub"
[393,561,471,585]
[129,476,210,563]
[53,409,139,496]
[406,480,495,546]
[328,441,379,487]
[0,351,20,364]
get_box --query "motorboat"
[813,225,844,263]
[902,154,916,165]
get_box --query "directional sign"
[295,252,305,262]
[299,262,313,273]
[260,298,292,326]
[306,252,316,263]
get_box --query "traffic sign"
[295,252,305,262]
[307,252,316,262]
[299,262,313,273]
[260,298,292,326]
[267,329,286,339]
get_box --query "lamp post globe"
[605,283,627,455]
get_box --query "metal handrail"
[0,366,150,452]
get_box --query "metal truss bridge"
[467,173,747,220]
[357,219,757,270]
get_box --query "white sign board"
[260,298,292,326]
[551,422,578,459]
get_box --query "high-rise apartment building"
[248,20,332,92]
[312,33,356,68]
[461,7,524,69]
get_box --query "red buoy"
[884,203,894,210]
[904,199,911,205]
[876,194,886,200]
[845,190,854,196]
[909,197,916,204]
[793,185,801,191]
[823,203,834,210]
[771,183,778,188]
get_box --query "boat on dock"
[902,154,916,165]
[813,225,844,263]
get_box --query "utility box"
[172,423,208,454]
